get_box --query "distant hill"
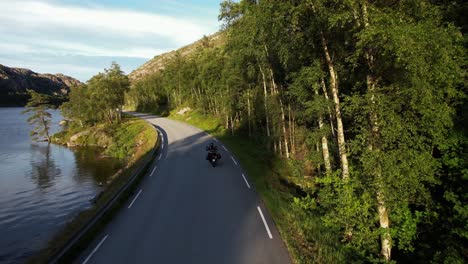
[0,64,81,106]
[129,32,225,82]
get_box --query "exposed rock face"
[0,64,82,105]
[128,31,225,82]
[177,107,191,115]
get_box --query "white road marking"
[241,174,251,189]
[150,166,157,177]
[161,144,164,150]
[128,189,143,209]
[222,146,228,151]
[257,206,273,239]
[82,234,109,264]
[231,156,238,166]
[158,154,162,160]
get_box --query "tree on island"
[22,90,52,142]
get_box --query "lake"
[0,107,123,263]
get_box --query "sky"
[0,0,222,81]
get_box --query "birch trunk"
[361,1,391,260]
[214,97,219,115]
[259,64,271,137]
[315,88,332,175]
[278,92,290,159]
[118,105,122,123]
[316,142,321,175]
[320,31,350,180]
[320,77,336,138]
[279,139,283,157]
[288,105,295,157]
[230,115,234,135]
[292,113,296,155]
[247,89,252,137]
[308,1,349,179]
[197,85,203,102]
[269,68,290,159]
[225,113,229,130]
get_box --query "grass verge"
[52,116,156,163]
[29,117,158,263]
[169,108,347,264]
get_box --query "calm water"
[0,108,123,263]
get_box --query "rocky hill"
[0,64,81,106]
[129,31,225,82]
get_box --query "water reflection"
[72,147,123,185]
[29,143,61,190]
[0,108,124,264]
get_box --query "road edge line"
[128,189,143,209]
[241,173,251,189]
[82,234,108,264]
[257,206,273,239]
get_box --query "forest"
[126,0,467,262]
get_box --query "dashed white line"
[222,146,228,151]
[161,144,164,150]
[241,174,251,189]
[158,154,162,160]
[231,156,238,166]
[82,234,108,264]
[257,206,273,239]
[128,189,143,209]
[150,166,157,177]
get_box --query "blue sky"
[0,0,222,81]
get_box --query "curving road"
[76,113,291,264]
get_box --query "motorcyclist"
[206,142,218,153]
[206,142,219,161]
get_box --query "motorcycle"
[206,145,221,167]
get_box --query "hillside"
[128,31,225,82]
[0,64,81,106]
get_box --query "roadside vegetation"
[52,118,156,163]
[127,1,467,262]
[55,62,156,163]
[29,62,158,263]
[170,108,349,263]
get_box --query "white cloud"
[0,40,169,59]
[0,43,35,54]
[0,1,210,46]
[0,0,219,80]
[0,56,101,77]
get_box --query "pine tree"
[22,90,52,142]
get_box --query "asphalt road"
[76,113,291,264]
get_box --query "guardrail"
[48,122,161,264]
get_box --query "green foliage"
[62,62,129,126]
[104,120,153,160]
[127,73,168,114]
[125,0,467,262]
[53,118,156,163]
